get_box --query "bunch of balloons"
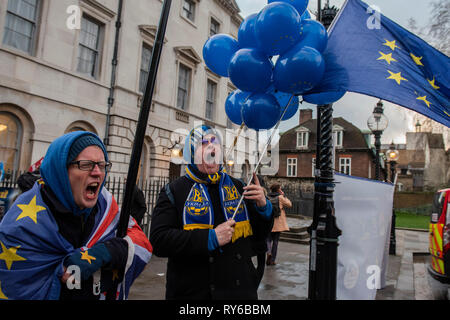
[203,0,345,131]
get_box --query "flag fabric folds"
[0,182,152,300]
[310,0,450,127]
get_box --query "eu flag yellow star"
[0,281,7,300]
[416,95,432,108]
[377,51,397,64]
[387,70,407,85]
[16,196,46,224]
[0,241,27,270]
[383,39,400,51]
[410,53,424,66]
[427,77,440,90]
[80,250,96,264]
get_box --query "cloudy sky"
[235,0,437,144]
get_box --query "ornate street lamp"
[367,100,389,180]
[386,142,399,255]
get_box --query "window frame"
[182,0,196,23]
[205,78,218,121]
[339,157,352,175]
[76,14,104,79]
[0,111,23,173]
[2,0,41,55]
[139,43,153,93]
[176,63,192,111]
[209,16,220,37]
[296,129,309,149]
[287,157,297,177]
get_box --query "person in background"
[266,183,292,266]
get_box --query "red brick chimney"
[300,108,313,124]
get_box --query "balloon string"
[224,92,253,164]
[225,122,245,163]
[230,94,295,220]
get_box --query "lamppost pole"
[389,160,397,255]
[374,131,381,180]
[367,100,388,182]
[387,144,399,255]
[308,1,341,300]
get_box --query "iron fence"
[281,185,314,217]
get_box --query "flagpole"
[231,95,295,221]
[117,0,172,238]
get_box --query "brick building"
[275,108,387,181]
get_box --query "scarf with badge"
[183,165,253,243]
[181,124,252,243]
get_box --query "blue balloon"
[274,91,300,120]
[203,34,239,77]
[242,93,281,130]
[268,0,309,16]
[298,19,328,53]
[301,9,311,20]
[273,45,325,94]
[238,14,258,49]
[225,90,251,125]
[255,2,302,56]
[228,48,273,93]
[303,91,346,105]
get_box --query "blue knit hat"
[67,134,106,165]
[183,125,222,165]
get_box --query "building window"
[0,112,22,172]
[205,80,217,121]
[287,158,297,177]
[182,0,196,22]
[139,44,153,93]
[3,0,40,54]
[334,130,343,148]
[339,157,351,175]
[210,17,220,37]
[296,131,309,148]
[77,15,103,78]
[177,64,191,110]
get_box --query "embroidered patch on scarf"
[183,168,253,243]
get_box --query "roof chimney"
[300,108,313,124]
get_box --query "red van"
[429,188,450,283]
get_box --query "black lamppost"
[367,100,389,180]
[386,143,399,255]
[307,0,341,300]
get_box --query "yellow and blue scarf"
[183,165,253,243]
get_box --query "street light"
[386,142,399,255]
[367,100,389,180]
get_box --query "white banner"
[334,173,394,300]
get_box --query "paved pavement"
[129,217,443,300]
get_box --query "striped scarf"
[183,165,253,243]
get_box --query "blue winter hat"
[183,125,222,165]
[67,134,106,165]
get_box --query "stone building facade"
[382,131,450,192]
[0,0,257,180]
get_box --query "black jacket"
[149,175,273,300]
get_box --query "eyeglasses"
[201,136,219,145]
[69,160,112,172]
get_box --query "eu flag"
[310,0,450,127]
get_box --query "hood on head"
[40,131,108,216]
